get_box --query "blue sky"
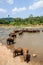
[0,0,43,18]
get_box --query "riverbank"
[0,24,43,29]
[0,43,42,65]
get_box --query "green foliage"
[0,19,9,24]
[0,16,43,25]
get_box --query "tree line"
[0,15,43,25]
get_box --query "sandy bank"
[0,25,43,29]
[0,43,42,65]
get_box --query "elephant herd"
[6,30,31,63]
[7,29,40,45]
[7,30,23,45]
[6,29,40,63]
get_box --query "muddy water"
[15,32,43,64]
[0,28,43,64]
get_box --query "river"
[0,27,43,65]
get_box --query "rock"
[32,54,37,57]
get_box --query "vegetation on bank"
[0,15,43,26]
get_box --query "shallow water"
[0,27,43,64]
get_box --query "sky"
[0,0,43,18]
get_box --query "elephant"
[7,37,14,45]
[13,48,29,59]
[36,30,40,32]
[23,48,30,61]
[19,31,23,35]
[25,52,30,63]
[14,30,19,33]
[31,30,40,33]
[22,29,29,32]
[28,30,40,33]
[13,47,23,57]
[9,32,16,38]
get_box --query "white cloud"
[12,7,26,13]
[7,0,14,4]
[0,8,7,13]
[29,0,43,10]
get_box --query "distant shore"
[0,24,43,29]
